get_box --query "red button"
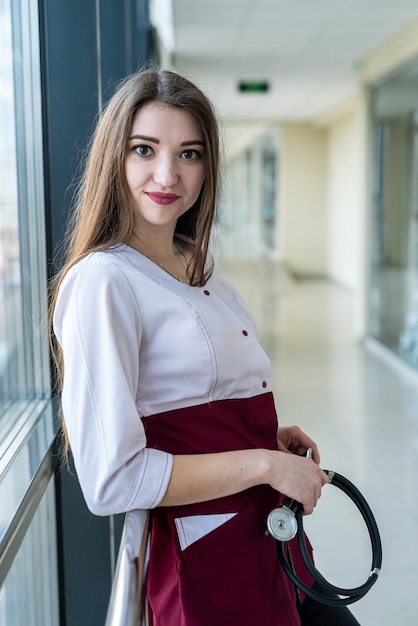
[242,330,248,336]
[262,381,267,388]
[204,290,210,296]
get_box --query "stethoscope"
[265,449,382,606]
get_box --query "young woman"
[51,68,359,625]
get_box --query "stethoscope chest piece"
[266,507,297,542]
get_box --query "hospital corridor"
[220,258,418,626]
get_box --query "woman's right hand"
[159,448,329,510]
[261,449,329,515]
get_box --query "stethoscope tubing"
[273,469,382,606]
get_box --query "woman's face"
[125,101,206,234]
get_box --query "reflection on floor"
[220,258,418,626]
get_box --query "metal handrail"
[105,509,150,626]
[0,410,57,588]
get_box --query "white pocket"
[174,513,238,551]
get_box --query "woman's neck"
[130,230,177,260]
[129,230,192,284]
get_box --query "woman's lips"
[145,192,180,206]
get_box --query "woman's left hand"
[277,425,321,464]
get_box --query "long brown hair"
[49,68,221,446]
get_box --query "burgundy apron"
[142,392,314,626]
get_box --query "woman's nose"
[153,156,178,188]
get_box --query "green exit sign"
[238,80,270,93]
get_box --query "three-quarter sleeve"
[53,256,173,515]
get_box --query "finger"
[322,469,330,485]
[303,500,315,515]
[276,439,292,454]
[308,443,321,464]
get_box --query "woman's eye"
[181,149,201,161]
[134,145,153,157]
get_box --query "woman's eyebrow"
[180,139,205,147]
[128,134,205,147]
[128,134,159,142]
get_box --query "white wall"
[278,95,369,337]
[279,123,327,277]
[324,103,363,290]
[360,19,418,85]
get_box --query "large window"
[219,128,279,260]
[0,0,58,623]
[0,0,50,451]
[369,61,418,369]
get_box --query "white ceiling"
[170,0,418,122]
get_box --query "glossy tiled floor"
[220,258,418,626]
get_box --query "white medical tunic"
[53,244,273,516]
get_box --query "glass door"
[369,62,418,369]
